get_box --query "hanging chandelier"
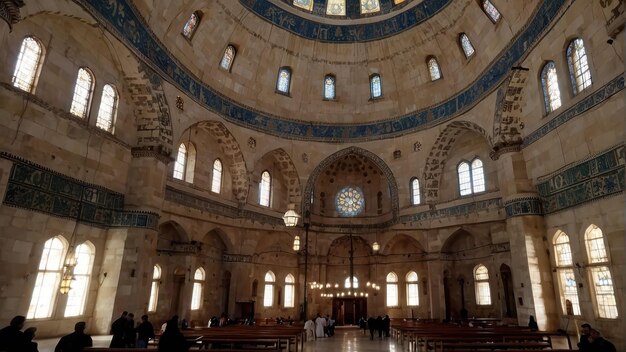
[309,280,380,298]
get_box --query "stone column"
[494,149,559,330]
[426,259,445,320]
[0,1,24,82]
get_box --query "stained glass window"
[70,68,94,118]
[361,0,381,14]
[259,171,271,207]
[474,264,491,305]
[277,67,291,94]
[12,36,44,93]
[148,265,161,312]
[284,274,295,308]
[182,11,201,40]
[28,236,66,319]
[191,268,205,310]
[64,242,94,317]
[293,0,314,11]
[220,45,236,71]
[335,186,365,217]
[386,272,398,307]
[541,61,562,113]
[324,74,336,100]
[211,159,222,193]
[410,178,420,205]
[406,271,419,306]
[263,271,275,307]
[460,33,475,58]
[567,38,592,95]
[427,57,442,81]
[370,74,382,99]
[96,84,118,133]
[482,0,501,23]
[326,0,346,16]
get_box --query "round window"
[335,186,365,217]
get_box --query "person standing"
[588,329,616,352]
[158,316,189,352]
[136,314,155,348]
[54,322,93,352]
[0,315,26,351]
[109,311,127,347]
[578,323,592,351]
[383,315,390,337]
[304,317,315,341]
[367,316,376,340]
[123,312,136,347]
[376,316,384,339]
[314,314,326,338]
[359,317,367,335]
[528,315,538,331]
[23,327,39,352]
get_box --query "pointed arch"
[261,148,302,205]
[303,146,399,219]
[423,121,491,203]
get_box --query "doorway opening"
[332,298,367,325]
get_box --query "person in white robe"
[315,314,326,338]
[304,318,315,341]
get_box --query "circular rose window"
[335,186,365,217]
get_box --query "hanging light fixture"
[292,235,301,251]
[59,247,78,294]
[372,241,380,252]
[283,203,301,227]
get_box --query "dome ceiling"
[77,0,567,142]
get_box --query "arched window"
[481,0,501,23]
[211,159,223,193]
[148,265,161,312]
[276,67,292,94]
[361,0,380,14]
[326,0,346,15]
[553,231,581,315]
[584,225,618,319]
[406,271,419,306]
[427,57,442,81]
[259,171,271,207]
[459,33,475,59]
[344,276,359,289]
[12,36,44,93]
[567,38,592,95]
[474,264,491,305]
[386,272,398,307]
[293,0,314,11]
[541,61,562,113]
[324,74,336,100]
[173,143,196,183]
[284,274,295,308]
[458,158,485,196]
[410,178,421,205]
[370,74,382,99]
[96,84,118,133]
[220,45,236,71]
[27,236,67,319]
[191,267,205,310]
[263,271,275,307]
[64,242,95,317]
[70,68,95,118]
[182,11,202,40]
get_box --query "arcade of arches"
[0,0,624,349]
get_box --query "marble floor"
[36,326,574,351]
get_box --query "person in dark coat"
[109,311,127,347]
[376,316,384,339]
[588,329,616,352]
[528,315,538,332]
[367,316,376,340]
[0,315,26,352]
[123,313,136,347]
[578,323,592,351]
[24,327,39,352]
[54,322,93,352]
[136,314,156,348]
[158,316,189,352]
[383,315,391,337]
[359,317,367,335]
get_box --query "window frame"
[474,264,492,306]
[566,37,592,96]
[219,44,237,72]
[259,170,272,207]
[181,11,203,41]
[191,267,205,310]
[263,271,276,307]
[27,236,67,320]
[459,33,476,59]
[386,272,399,307]
[211,158,223,194]
[406,271,419,306]
[69,67,95,119]
[63,242,95,318]
[427,56,442,81]
[276,67,292,96]
[148,264,161,312]
[284,274,295,308]
[12,36,45,93]
[323,74,336,100]
[369,73,382,100]
[540,61,562,114]
[480,0,501,24]
[457,157,486,196]
[552,231,581,316]
[410,177,421,205]
[95,84,118,133]
[584,225,618,319]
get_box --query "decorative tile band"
[240,0,451,43]
[74,0,566,142]
[523,75,625,147]
[504,197,543,218]
[537,144,625,214]
[398,198,503,223]
[223,254,253,263]
[1,154,159,230]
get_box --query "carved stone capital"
[0,0,25,31]
[131,146,173,164]
[490,143,522,160]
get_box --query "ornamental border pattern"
[504,197,543,218]
[1,153,159,230]
[72,0,566,142]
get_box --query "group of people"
[359,315,390,340]
[578,323,616,352]
[0,316,93,352]
[304,314,336,340]
[109,311,156,348]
